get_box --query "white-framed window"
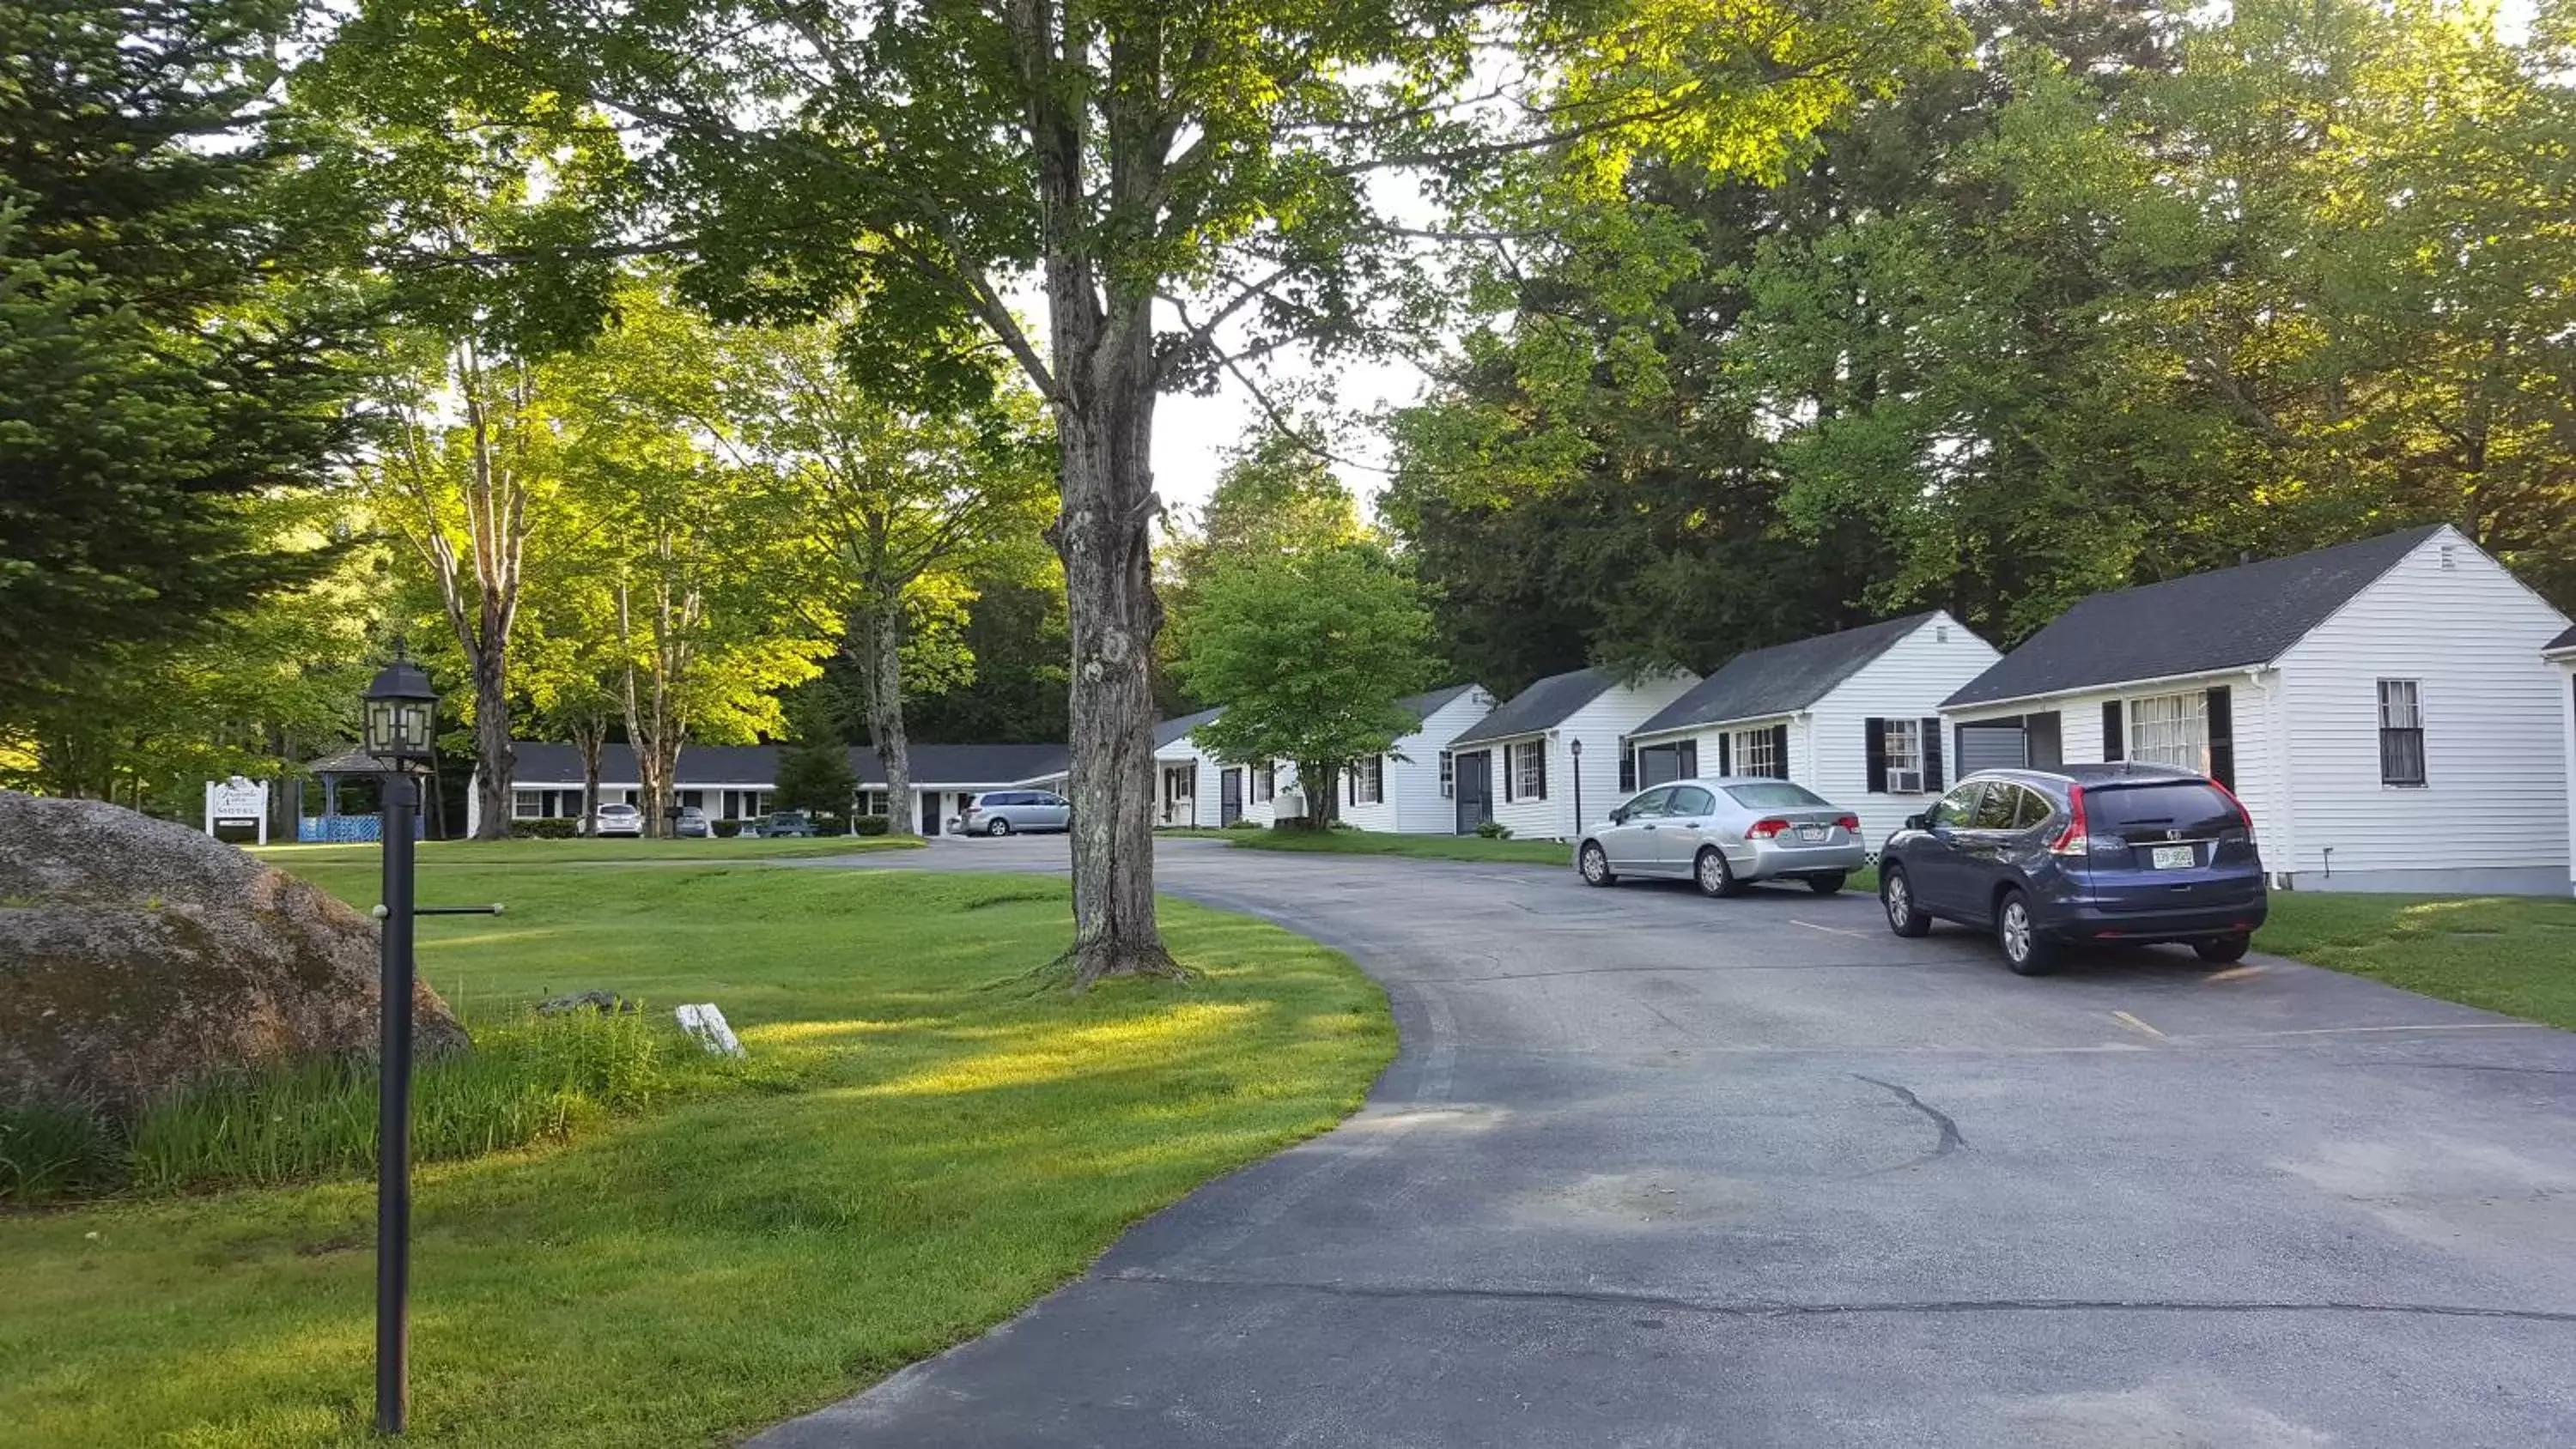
[512,789,543,820]
[1511,740,1547,801]
[1733,727,1780,780]
[1254,762,1275,803]
[2378,679,2427,786]
[858,790,891,816]
[1438,750,1454,799]
[1353,755,1384,806]
[2126,691,2208,771]
[1880,718,1924,793]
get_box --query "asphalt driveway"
[756,836,2576,1447]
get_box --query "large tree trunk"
[1293,759,1345,829]
[1052,334,1180,984]
[469,627,513,840]
[851,603,914,836]
[571,712,606,836]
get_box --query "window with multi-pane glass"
[2126,692,2208,771]
[2378,680,2426,785]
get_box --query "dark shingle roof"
[507,742,1066,787]
[1944,526,2445,708]
[1398,682,1484,724]
[1634,614,1942,737]
[1449,667,1615,749]
[1153,706,1223,749]
[2549,624,2576,655]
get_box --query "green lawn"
[250,834,923,869]
[2254,891,2576,1031]
[0,858,1394,1448]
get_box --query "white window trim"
[511,789,543,820]
[1438,749,1454,799]
[2377,678,2427,787]
[1511,740,1546,801]
[1355,755,1385,806]
[1733,726,1781,781]
[1880,718,1925,794]
[2126,691,2209,773]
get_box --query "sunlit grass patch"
[2258,891,2576,1030]
[0,861,1394,1449]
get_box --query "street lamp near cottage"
[362,644,436,1436]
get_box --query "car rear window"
[1723,782,1831,809]
[2085,783,2238,834]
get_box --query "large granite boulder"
[0,791,467,1114]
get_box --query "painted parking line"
[2112,1009,2168,1040]
[2203,964,2269,983]
[1790,919,1874,939]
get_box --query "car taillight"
[2049,785,2091,857]
[2211,779,2255,838]
[1748,817,1790,839]
[1834,815,1861,833]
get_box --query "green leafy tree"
[727,322,1056,835]
[1177,547,1439,828]
[338,0,1953,980]
[772,685,860,819]
[0,1,364,720]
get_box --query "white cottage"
[1444,666,1699,840]
[2549,627,2576,897]
[1943,524,2573,894]
[1619,612,2003,848]
[1335,684,1498,834]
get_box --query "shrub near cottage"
[511,818,580,839]
[851,814,891,836]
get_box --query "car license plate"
[2151,845,2196,870]
[1796,825,1827,843]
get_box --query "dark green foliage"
[0,0,367,717]
[712,820,744,839]
[1474,821,1514,840]
[900,573,1073,745]
[773,685,860,815]
[850,815,891,837]
[511,817,580,839]
[0,1097,123,1202]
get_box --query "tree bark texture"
[850,604,914,835]
[616,562,697,839]
[570,712,607,836]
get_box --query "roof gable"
[2549,624,2576,656]
[1449,667,1615,748]
[1397,682,1485,724]
[1153,706,1223,749]
[1944,526,2445,708]
[1635,613,1941,736]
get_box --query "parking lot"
[764,835,2576,1446]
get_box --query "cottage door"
[1454,750,1494,834]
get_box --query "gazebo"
[297,744,423,843]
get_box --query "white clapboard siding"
[1484,671,1698,840]
[1805,615,2007,847]
[2272,527,2571,891]
[1340,688,1498,834]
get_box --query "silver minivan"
[1577,777,1867,896]
[959,790,1072,836]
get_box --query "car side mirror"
[1904,813,1929,832]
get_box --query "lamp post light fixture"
[1568,737,1584,834]
[363,644,436,1437]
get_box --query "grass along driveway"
[0,859,1393,1449]
[250,834,924,868]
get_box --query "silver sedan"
[1576,777,1867,896]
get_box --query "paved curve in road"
[755,836,2576,1447]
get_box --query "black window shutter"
[1536,742,1548,800]
[1619,748,1636,792]
[1920,717,1945,791]
[1678,739,1698,779]
[2027,711,2063,770]
[1717,733,1731,776]
[1865,718,1888,792]
[2102,700,2124,761]
[2205,686,2234,788]
[1769,724,1789,779]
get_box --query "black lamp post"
[1569,737,1584,834]
[363,644,437,1436]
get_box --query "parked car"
[1876,763,2267,975]
[959,790,1073,836]
[591,802,643,838]
[1576,778,1867,896]
[672,806,712,839]
[757,810,817,838]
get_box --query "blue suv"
[1877,763,2267,974]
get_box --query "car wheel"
[1694,847,1741,898]
[1578,841,1617,887]
[1807,872,1846,896]
[1880,866,1930,937]
[1996,888,2060,976]
[2194,934,2251,964]
[987,817,1013,837]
